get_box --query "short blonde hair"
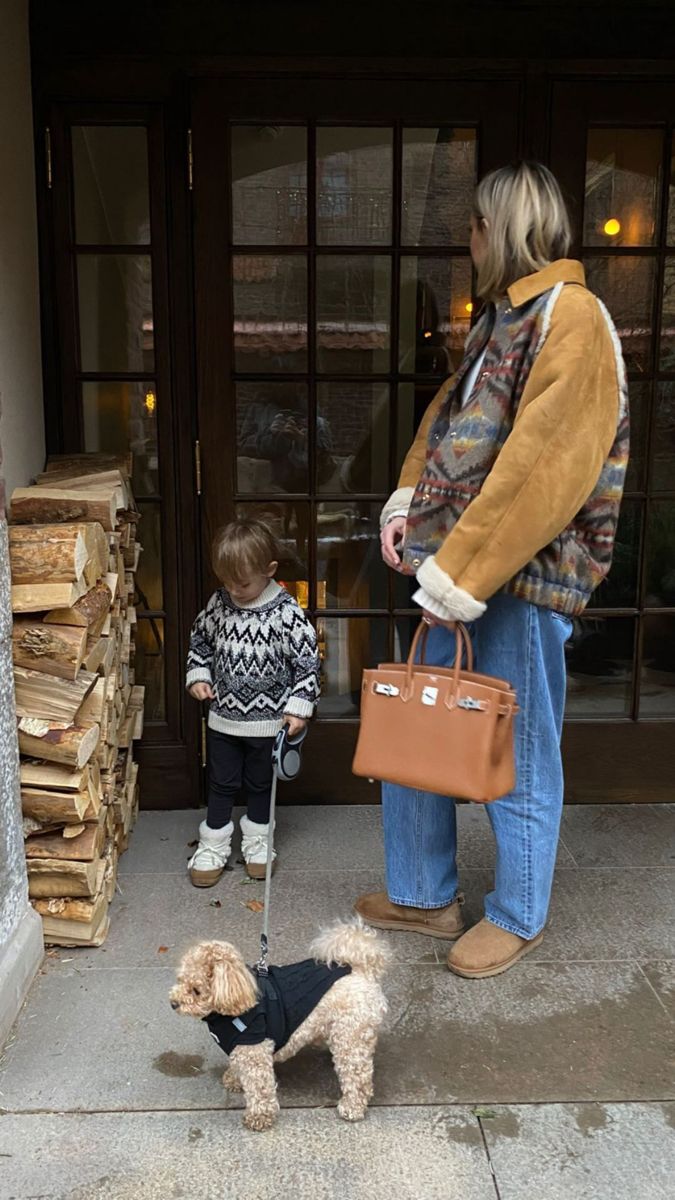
[473,162,572,301]
[212,519,279,585]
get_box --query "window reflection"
[565,617,635,718]
[316,128,393,246]
[399,257,472,374]
[316,255,391,373]
[584,128,662,248]
[316,383,389,494]
[316,503,388,609]
[402,128,477,246]
[77,254,153,373]
[233,254,307,372]
[584,256,654,374]
[82,381,159,496]
[236,382,310,494]
[641,616,675,716]
[317,617,388,716]
[72,126,150,245]
[231,125,307,246]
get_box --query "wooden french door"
[551,81,675,801]
[191,77,520,801]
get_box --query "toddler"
[186,519,320,886]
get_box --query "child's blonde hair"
[473,161,572,301]
[212,519,279,585]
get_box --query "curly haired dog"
[170,919,390,1131]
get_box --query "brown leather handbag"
[352,620,519,803]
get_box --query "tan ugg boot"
[240,814,277,880]
[188,820,234,888]
[447,918,544,978]
[354,892,465,940]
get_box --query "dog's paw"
[337,1100,367,1122]
[243,1110,277,1132]
[222,1069,243,1092]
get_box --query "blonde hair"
[473,162,572,301]
[212,519,279,585]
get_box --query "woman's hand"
[189,682,215,701]
[284,715,307,739]
[380,516,406,570]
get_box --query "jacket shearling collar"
[506,259,585,308]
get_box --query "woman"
[356,162,629,979]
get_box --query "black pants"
[207,728,274,829]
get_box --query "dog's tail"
[310,917,392,982]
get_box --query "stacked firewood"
[8,454,144,947]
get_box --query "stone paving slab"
[1,957,672,1114]
[560,804,675,868]
[90,868,444,969]
[482,1102,675,1200]
[539,866,675,962]
[119,804,575,875]
[91,856,675,973]
[0,1107,496,1200]
[640,960,675,1018]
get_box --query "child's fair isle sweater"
[186,582,320,737]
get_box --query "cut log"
[9,486,118,531]
[25,820,105,862]
[14,666,97,725]
[27,855,105,898]
[35,469,131,512]
[42,910,110,947]
[32,892,107,924]
[21,787,90,824]
[43,579,112,629]
[20,759,88,792]
[12,621,87,680]
[8,525,88,584]
[43,452,132,477]
[18,720,100,768]
[11,578,87,614]
[83,635,106,673]
[77,678,107,729]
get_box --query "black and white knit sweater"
[186,581,320,737]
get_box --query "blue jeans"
[382,593,572,939]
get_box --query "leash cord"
[254,767,277,977]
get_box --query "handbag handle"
[404,619,474,700]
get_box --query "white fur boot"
[188,820,234,888]
[240,814,277,880]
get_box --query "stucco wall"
[0,0,44,953]
[0,0,45,501]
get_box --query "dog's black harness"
[204,959,352,1054]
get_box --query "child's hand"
[189,682,215,701]
[283,715,307,739]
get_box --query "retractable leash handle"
[254,724,308,977]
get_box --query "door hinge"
[201,715,207,767]
[187,128,193,191]
[45,127,52,189]
[194,439,202,495]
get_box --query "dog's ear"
[209,944,259,1015]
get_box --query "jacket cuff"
[411,586,457,623]
[380,486,414,530]
[284,696,315,719]
[186,668,213,690]
[416,556,487,622]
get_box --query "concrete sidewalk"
[1,803,674,1199]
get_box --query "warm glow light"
[465,301,474,314]
[423,330,432,339]
[144,389,156,414]
[603,218,621,237]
